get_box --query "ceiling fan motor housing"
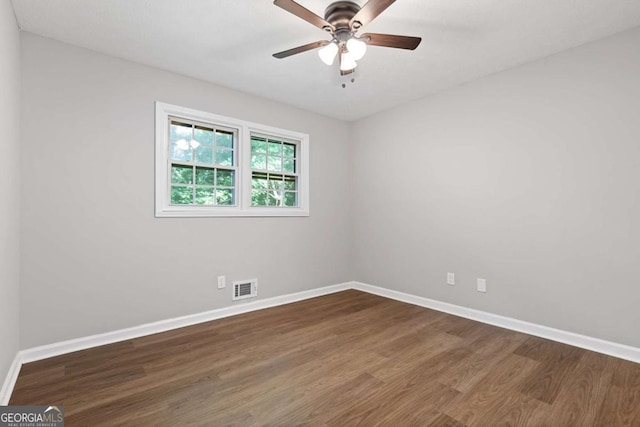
[324,1,362,37]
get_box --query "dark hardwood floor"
[10,290,640,426]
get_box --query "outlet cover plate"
[447,273,455,286]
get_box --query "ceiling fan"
[272,0,421,75]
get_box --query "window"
[168,119,237,207]
[250,135,298,207]
[155,102,309,217]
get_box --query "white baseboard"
[351,281,640,364]
[3,280,639,405]
[0,353,22,406]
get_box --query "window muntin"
[250,135,298,207]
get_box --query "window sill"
[155,206,310,218]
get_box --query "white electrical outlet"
[447,273,455,286]
[477,278,487,293]
[217,275,226,289]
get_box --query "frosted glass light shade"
[318,42,339,65]
[340,51,358,71]
[346,38,367,61]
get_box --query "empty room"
[1,0,640,425]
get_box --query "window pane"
[251,137,267,153]
[251,174,267,190]
[283,158,295,174]
[216,169,234,187]
[195,187,215,205]
[268,141,282,156]
[195,167,214,185]
[252,172,268,190]
[268,192,279,206]
[284,176,297,191]
[267,156,282,172]
[283,143,295,158]
[251,190,268,206]
[194,145,213,164]
[215,148,233,166]
[170,140,192,162]
[284,191,297,207]
[171,185,193,204]
[216,131,234,148]
[251,154,266,170]
[171,165,193,184]
[170,122,192,140]
[269,177,284,191]
[193,126,213,145]
[216,189,234,205]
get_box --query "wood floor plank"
[325,375,460,426]
[593,358,640,426]
[442,352,540,425]
[544,351,614,426]
[428,412,469,427]
[514,336,585,404]
[253,372,385,425]
[436,326,528,393]
[9,290,640,426]
[210,344,389,419]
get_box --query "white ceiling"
[11,0,640,121]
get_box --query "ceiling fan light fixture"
[318,42,339,65]
[346,37,367,61]
[340,51,358,71]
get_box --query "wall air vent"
[232,279,258,301]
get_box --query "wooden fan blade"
[274,0,335,32]
[273,40,330,59]
[350,0,396,29]
[361,33,422,50]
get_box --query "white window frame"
[155,102,309,217]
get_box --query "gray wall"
[0,0,21,386]
[20,34,352,348]
[351,27,640,347]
